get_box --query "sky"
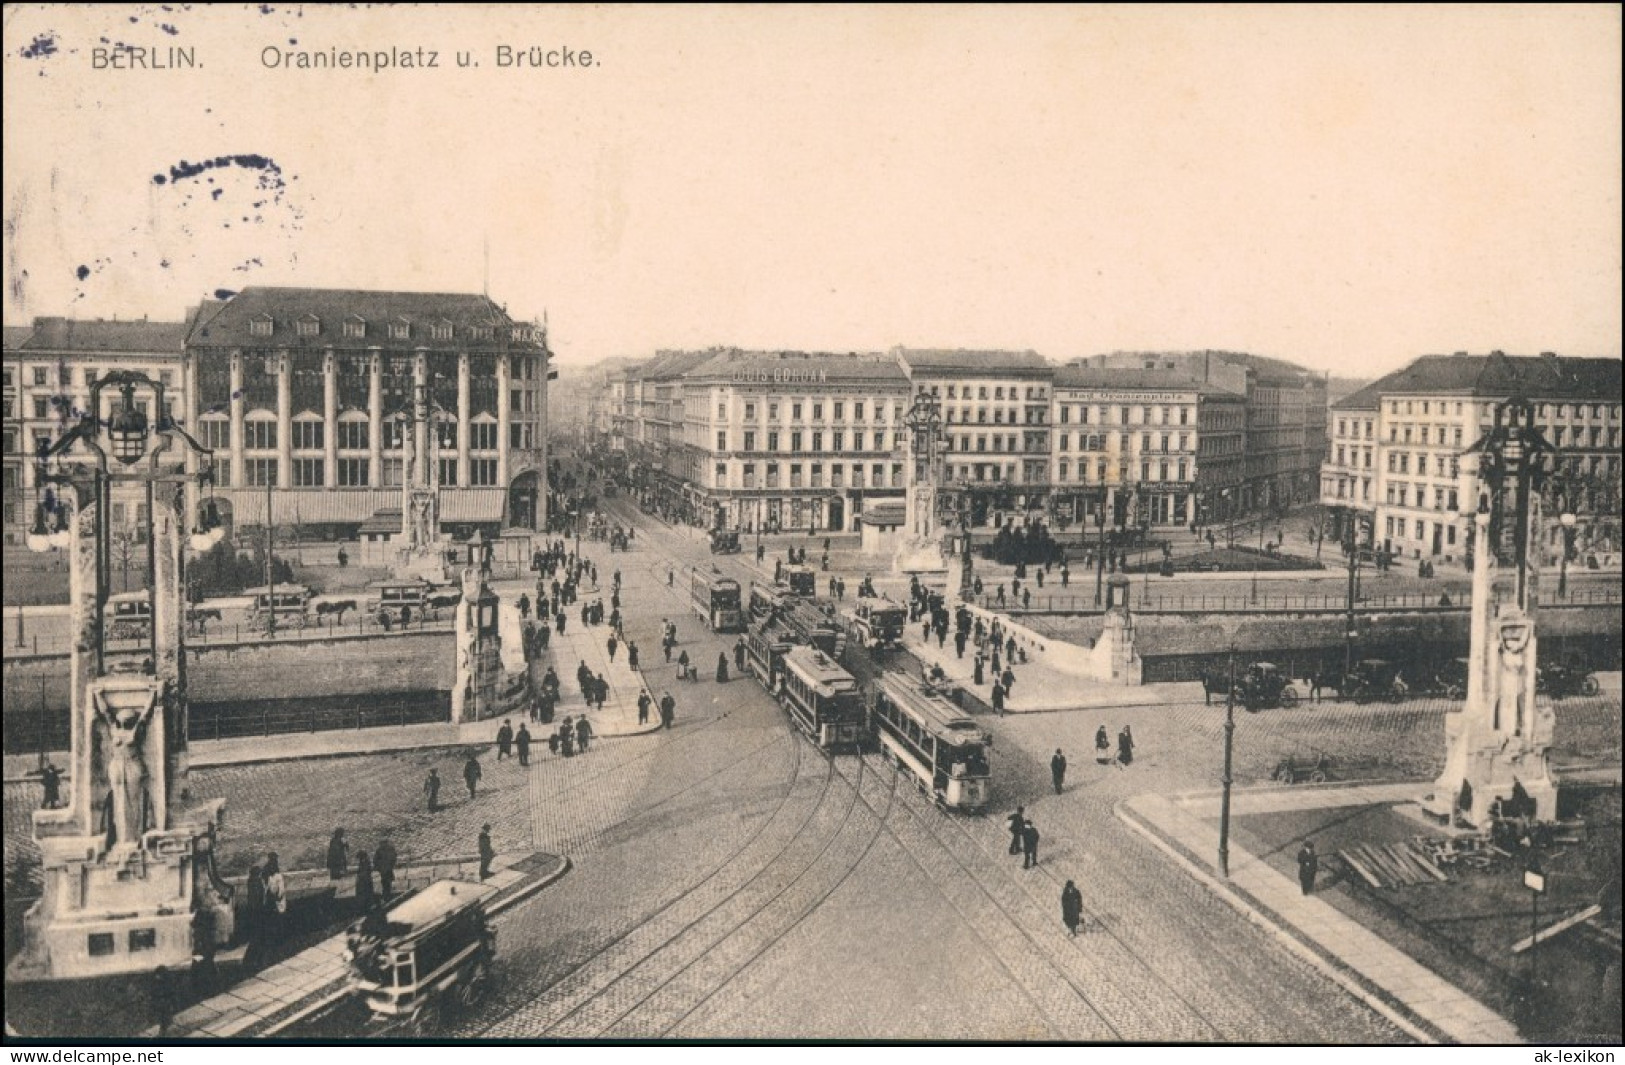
[3,5,1620,376]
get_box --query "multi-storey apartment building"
[893,348,1054,525]
[1075,351,1328,516]
[670,350,910,533]
[3,317,191,545]
[1048,366,1246,530]
[1320,352,1622,565]
[183,287,550,538]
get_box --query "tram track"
[473,720,847,1038]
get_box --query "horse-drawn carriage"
[1341,658,1406,704]
[1237,662,1299,712]
[244,584,312,632]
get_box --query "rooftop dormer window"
[430,320,453,341]
[249,314,274,338]
[390,318,411,341]
[343,316,366,339]
[472,326,495,342]
[297,314,321,338]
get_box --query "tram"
[749,581,786,620]
[871,674,991,812]
[690,572,744,633]
[744,619,793,693]
[775,644,867,749]
[840,596,907,650]
[244,583,312,630]
[344,879,497,1035]
[104,592,153,643]
[365,578,436,620]
[782,564,817,597]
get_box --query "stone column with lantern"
[9,372,232,984]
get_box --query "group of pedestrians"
[1093,724,1136,767]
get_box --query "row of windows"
[201,417,503,452]
[726,462,903,490]
[919,383,1048,402]
[941,407,1045,426]
[1386,452,1462,479]
[1055,404,1194,427]
[235,457,501,488]
[1332,445,1375,469]
[1324,476,1374,503]
[1384,482,1460,510]
[1054,459,1191,484]
[248,316,535,343]
[728,429,902,453]
[724,399,904,424]
[1055,432,1193,454]
[1386,515,1460,546]
[14,366,176,388]
[1386,399,1618,422]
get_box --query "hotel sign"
[1078,391,1197,404]
[732,369,830,384]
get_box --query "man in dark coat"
[1117,725,1135,766]
[463,754,482,798]
[326,828,348,880]
[1061,880,1083,936]
[735,637,747,674]
[425,768,441,812]
[973,653,985,686]
[1022,821,1041,868]
[991,682,1005,715]
[516,723,532,766]
[1007,806,1025,855]
[1051,749,1067,794]
[575,716,593,752]
[496,719,513,760]
[1297,841,1319,895]
[628,642,640,670]
[638,690,652,725]
[374,837,398,899]
[478,825,496,880]
[608,635,619,662]
[716,652,730,683]
[660,691,676,729]
[39,762,62,809]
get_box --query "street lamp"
[1218,647,1237,877]
[1557,511,1577,600]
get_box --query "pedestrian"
[1051,748,1067,794]
[478,824,496,881]
[576,716,593,752]
[463,754,482,799]
[1061,880,1083,936]
[638,690,652,725]
[628,642,640,670]
[1309,670,1323,704]
[150,965,177,1037]
[374,837,397,899]
[518,593,531,619]
[1117,725,1135,767]
[1297,840,1319,895]
[38,762,61,809]
[660,690,676,729]
[558,719,575,757]
[556,611,566,635]
[516,723,532,766]
[716,652,730,683]
[1001,667,1015,693]
[608,635,619,662]
[991,682,1005,715]
[424,768,441,812]
[735,637,747,674]
[1007,806,1025,855]
[354,850,375,913]
[326,828,349,880]
[973,653,985,686]
[1022,820,1041,868]
[496,719,513,760]
[1095,725,1111,764]
[664,638,673,663]
[1022,588,1031,609]
[263,851,287,944]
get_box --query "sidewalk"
[900,623,1196,712]
[1117,784,1522,1045]
[143,850,570,1039]
[531,614,663,739]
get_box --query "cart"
[1272,751,1334,784]
[1237,662,1299,712]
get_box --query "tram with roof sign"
[344,879,497,1035]
[781,563,817,597]
[840,595,907,650]
[871,673,991,812]
[690,571,744,633]
[775,643,867,750]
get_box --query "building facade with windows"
[1047,366,1246,531]
[182,287,549,540]
[1320,352,1622,565]
[3,317,191,545]
[893,348,1054,526]
[671,349,910,533]
[1074,351,1328,517]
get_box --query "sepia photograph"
[2,3,1620,1050]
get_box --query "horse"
[315,599,357,623]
